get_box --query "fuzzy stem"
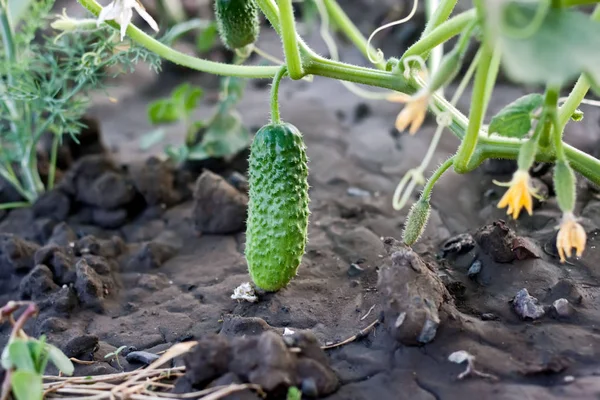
[270,66,288,124]
[453,44,494,173]
[421,156,455,199]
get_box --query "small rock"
[75,258,106,310]
[63,334,99,358]
[227,171,249,193]
[0,234,40,277]
[48,222,78,246]
[39,286,78,315]
[34,245,76,285]
[481,313,499,321]
[32,189,71,221]
[378,242,449,346]
[347,263,364,277]
[183,334,231,387]
[91,208,128,229]
[512,288,545,320]
[88,172,136,209]
[346,187,370,197]
[467,260,482,279]
[441,233,475,256]
[552,298,573,318]
[220,316,273,338]
[512,237,542,260]
[19,265,59,300]
[192,170,248,234]
[474,220,516,263]
[130,157,180,207]
[126,351,160,365]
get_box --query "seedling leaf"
[187,110,250,160]
[8,339,35,372]
[488,93,544,138]
[45,343,74,376]
[147,100,180,124]
[11,370,43,400]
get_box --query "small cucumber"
[214,0,260,50]
[245,123,309,291]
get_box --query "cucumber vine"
[58,0,600,288]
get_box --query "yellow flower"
[556,212,587,263]
[494,170,536,219]
[388,90,430,135]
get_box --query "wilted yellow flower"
[556,212,586,263]
[388,90,430,135]
[495,170,536,219]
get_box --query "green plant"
[0,0,159,208]
[75,0,600,289]
[104,345,127,370]
[147,76,252,163]
[0,301,74,400]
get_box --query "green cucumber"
[214,0,260,50]
[245,122,309,291]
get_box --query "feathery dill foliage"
[0,0,161,205]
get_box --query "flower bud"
[553,160,576,213]
[403,198,431,246]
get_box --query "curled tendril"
[366,0,420,64]
[499,0,550,39]
[391,49,482,211]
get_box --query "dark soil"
[2,1,600,398]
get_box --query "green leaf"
[8,339,36,372]
[147,84,203,124]
[11,370,43,400]
[27,337,49,374]
[187,110,251,160]
[197,22,218,53]
[172,83,204,115]
[488,3,600,88]
[488,93,544,138]
[147,99,180,124]
[45,343,74,376]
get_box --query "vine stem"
[421,156,455,199]
[453,44,495,173]
[277,0,303,79]
[72,0,600,186]
[270,66,288,124]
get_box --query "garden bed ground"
[2,2,600,398]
